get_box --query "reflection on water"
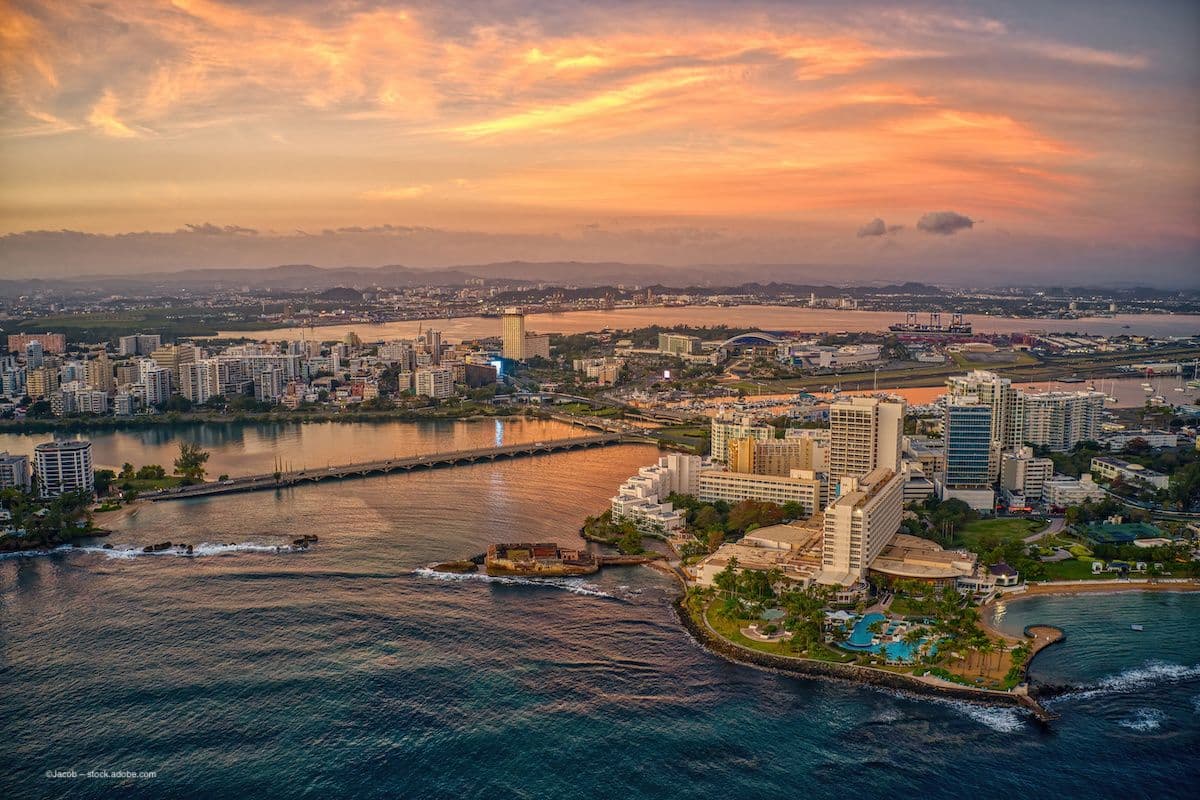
[0,417,582,475]
[218,306,1200,343]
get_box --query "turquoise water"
[1,433,1198,798]
[844,612,887,647]
[839,612,920,662]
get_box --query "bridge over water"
[149,432,651,502]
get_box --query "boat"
[888,311,972,337]
[1130,624,1144,631]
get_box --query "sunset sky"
[1,0,1197,283]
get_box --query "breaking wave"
[938,700,1027,733]
[1052,660,1200,704]
[1117,708,1167,732]
[413,566,613,599]
[0,542,309,560]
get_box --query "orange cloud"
[0,0,1193,256]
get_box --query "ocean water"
[2,444,1199,798]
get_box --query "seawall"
[672,596,1051,717]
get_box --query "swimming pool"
[844,613,886,648]
[839,613,932,663]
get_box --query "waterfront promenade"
[150,432,650,501]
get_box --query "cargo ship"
[889,312,972,337]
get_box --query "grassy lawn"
[701,601,854,663]
[955,517,1046,552]
[1042,559,1105,581]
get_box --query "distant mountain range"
[0,261,1190,297]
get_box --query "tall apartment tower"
[501,308,526,361]
[828,396,905,485]
[946,370,1017,452]
[1018,391,1105,451]
[85,350,114,393]
[34,440,94,497]
[710,412,774,465]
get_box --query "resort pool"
[845,613,886,648]
[838,613,934,664]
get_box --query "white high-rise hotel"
[820,396,906,584]
[828,396,905,484]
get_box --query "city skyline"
[1,0,1198,283]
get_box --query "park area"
[955,517,1046,551]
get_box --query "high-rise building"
[150,343,196,388]
[710,412,774,465]
[139,362,172,407]
[828,396,905,485]
[0,452,31,490]
[26,366,60,399]
[820,467,904,583]
[727,435,828,476]
[610,454,704,533]
[523,333,551,360]
[658,333,702,355]
[24,340,45,368]
[254,367,286,402]
[85,350,114,393]
[940,399,995,510]
[34,440,94,497]
[7,333,66,355]
[421,329,443,365]
[502,308,526,361]
[1018,391,1105,451]
[118,334,162,357]
[414,366,455,399]
[946,370,1018,452]
[180,360,220,404]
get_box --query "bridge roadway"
[149,432,647,501]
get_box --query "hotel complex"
[609,363,1125,596]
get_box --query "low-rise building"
[868,534,979,589]
[1090,457,1170,490]
[1043,474,1106,507]
[1100,430,1179,450]
[692,521,824,588]
[1000,446,1054,501]
[698,468,827,517]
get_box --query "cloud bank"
[917,211,975,235]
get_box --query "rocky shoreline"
[671,595,1056,722]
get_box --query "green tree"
[93,469,116,495]
[173,442,210,483]
[617,528,644,555]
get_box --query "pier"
[150,433,652,501]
